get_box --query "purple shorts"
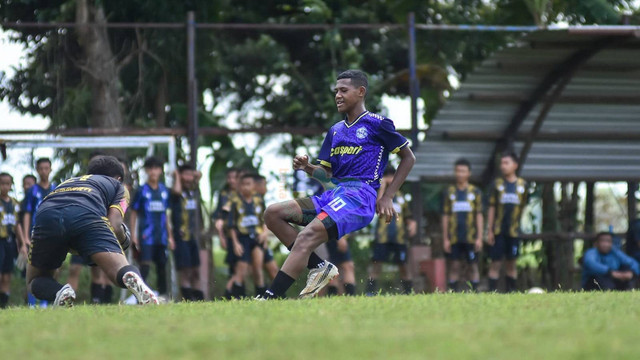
[311,181,377,239]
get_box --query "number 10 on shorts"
[328,197,346,212]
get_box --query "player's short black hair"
[501,152,519,164]
[454,158,472,170]
[252,174,266,182]
[337,70,368,90]
[227,167,239,174]
[143,156,164,169]
[595,232,613,242]
[240,173,256,181]
[383,165,396,176]
[23,174,36,182]
[178,164,196,173]
[0,173,13,183]
[88,155,125,180]
[36,157,51,167]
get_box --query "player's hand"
[487,231,495,246]
[376,195,397,224]
[121,223,132,251]
[233,241,244,257]
[475,238,483,252]
[407,220,417,238]
[19,243,28,257]
[292,154,309,171]
[168,237,176,251]
[443,239,451,253]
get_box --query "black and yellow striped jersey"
[489,177,528,237]
[375,194,412,245]
[0,197,20,239]
[227,194,265,236]
[442,184,483,244]
[170,190,199,242]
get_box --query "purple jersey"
[317,111,409,189]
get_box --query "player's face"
[0,177,12,195]
[36,162,51,181]
[180,170,195,188]
[500,157,518,177]
[23,177,35,192]
[240,177,254,196]
[145,166,162,182]
[596,235,613,254]
[227,171,238,191]
[334,79,364,113]
[454,165,471,183]
[255,179,267,196]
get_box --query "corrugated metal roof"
[411,29,640,183]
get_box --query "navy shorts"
[0,238,16,274]
[488,234,520,261]
[372,242,408,264]
[307,181,376,240]
[70,254,87,265]
[326,240,352,265]
[263,246,274,263]
[139,244,168,265]
[227,235,261,264]
[173,238,200,270]
[446,242,478,263]
[29,205,124,270]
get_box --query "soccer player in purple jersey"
[259,70,415,299]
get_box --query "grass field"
[1,292,638,360]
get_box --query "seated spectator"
[583,232,640,291]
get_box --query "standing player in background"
[487,153,528,293]
[325,235,356,296]
[27,156,158,306]
[0,173,21,308]
[227,174,268,297]
[366,167,416,296]
[130,156,175,298]
[170,165,205,301]
[23,158,56,307]
[253,174,280,283]
[214,168,239,255]
[15,175,35,304]
[442,159,483,292]
[261,70,415,299]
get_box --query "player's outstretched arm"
[293,154,332,184]
[376,146,415,223]
[108,207,126,244]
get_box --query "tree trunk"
[75,0,123,129]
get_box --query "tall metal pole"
[187,11,198,166]
[408,12,424,246]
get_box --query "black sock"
[116,265,141,288]
[30,277,64,302]
[344,283,356,296]
[157,264,167,295]
[264,271,295,298]
[255,286,267,297]
[0,292,9,308]
[506,276,517,293]
[327,286,338,296]
[192,290,205,301]
[489,278,499,292]
[471,281,479,292]
[102,285,113,304]
[90,282,103,304]
[448,280,458,292]
[366,279,377,294]
[181,287,193,301]
[400,280,413,295]
[140,264,151,281]
[224,288,232,300]
[231,282,245,299]
[307,252,325,269]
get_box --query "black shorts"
[326,239,352,265]
[174,238,200,270]
[139,244,168,265]
[372,242,408,264]
[263,246,274,263]
[488,234,520,261]
[0,238,16,274]
[446,242,478,263]
[226,234,261,265]
[29,205,124,270]
[70,254,87,266]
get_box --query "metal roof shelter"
[410,27,640,184]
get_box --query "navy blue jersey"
[442,185,483,244]
[131,183,170,246]
[38,175,127,218]
[227,195,265,237]
[489,178,528,237]
[317,111,409,189]
[170,190,199,242]
[375,194,412,245]
[25,182,56,231]
[0,197,20,239]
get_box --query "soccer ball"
[527,287,546,294]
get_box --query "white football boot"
[299,261,339,299]
[53,284,76,308]
[122,271,159,305]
